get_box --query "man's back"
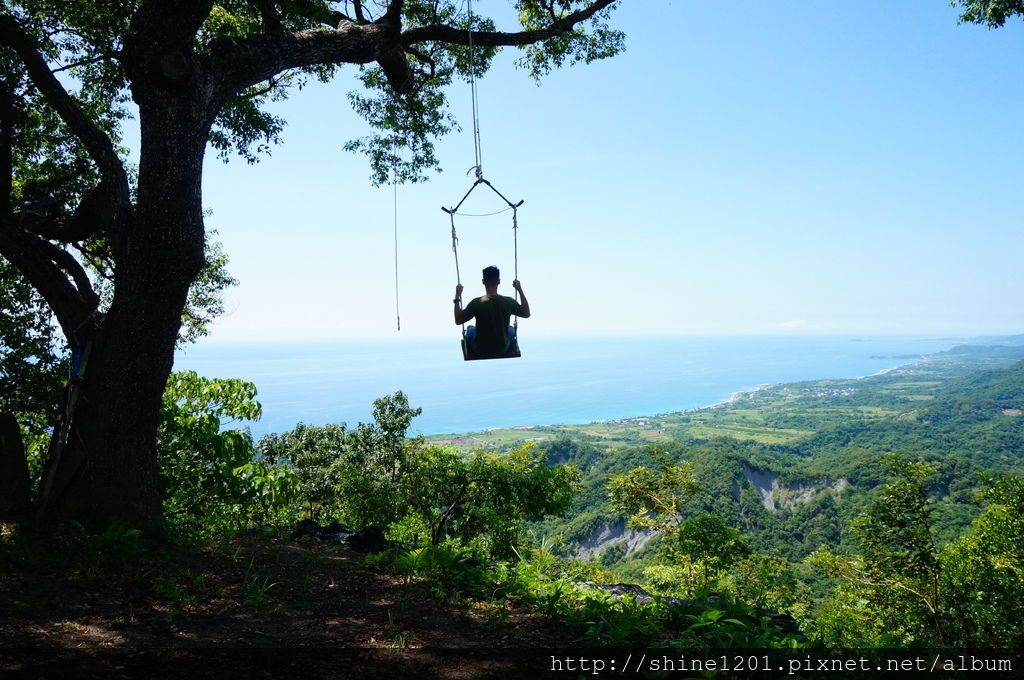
[463,294,523,357]
[454,267,530,358]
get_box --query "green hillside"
[427,345,1024,578]
[5,345,1022,655]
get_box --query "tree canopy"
[0,0,624,528]
[954,0,1024,27]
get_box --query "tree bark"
[41,243,201,529]
[41,92,209,530]
[0,412,30,520]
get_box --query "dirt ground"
[0,537,582,679]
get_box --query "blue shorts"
[465,325,517,355]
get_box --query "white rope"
[393,179,401,331]
[451,206,515,218]
[467,0,483,179]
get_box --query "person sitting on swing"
[454,266,530,358]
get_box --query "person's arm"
[512,279,530,318]
[454,284,465,324]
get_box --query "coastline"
[177,336,969,439]
[442,354,936,440]
[596,353,933,426]
[425,342,1022,451]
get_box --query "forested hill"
[486,345,1024,573]
[792,352,1024,468]
[5,345,1021,658]
[931,352,1024,407]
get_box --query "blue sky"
[197,1,1024,341]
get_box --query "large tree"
[0,0,622,529]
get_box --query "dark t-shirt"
[463,294,524,357]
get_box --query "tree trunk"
[41,98,208,531]
[0,412,30,520]
[41,306,177,529]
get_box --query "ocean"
[172,335,965,438]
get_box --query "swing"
[444,178,524,361]
[463,336,520,361]
[443,0,526,361]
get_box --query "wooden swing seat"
[461,338,521,361]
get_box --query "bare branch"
[842,565,937,614]
[72,242,114,282]
[52,53,119,74]
[242,77,280,99]
[404,45,436,78]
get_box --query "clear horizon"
[191,2,1022,343]
[180,329,1024,346]
[174,334,993,437]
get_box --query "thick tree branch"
[209,20,398,95]
[43,241,97,308]
[213,0,617,99]
[383,0,404,27]
[254,0,283,32]
[0,223,97,339]
[372,1,409,90]
[123,0,215,86]
[401,0,617,48]
[352,1,367,23]
[0,16,132,220]
[17,181,111,244]
[130,0,215,47]
[375,47,412,92]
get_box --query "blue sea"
[173,335,966,438]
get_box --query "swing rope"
[512,204,519,329]
[443,0,524,350]
[467,0,483,180]
[393,179,401,331]
[446,196,521,335]
[444,180,522,289]
[450,205,514,218]
[450,210,462,287]
[450,210,466,337]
